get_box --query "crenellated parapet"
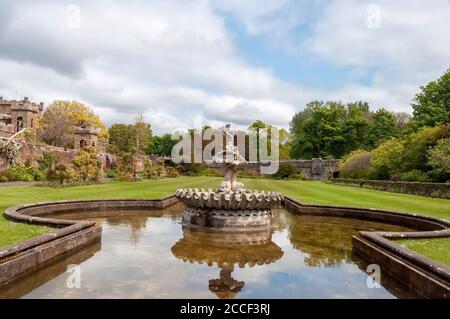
[0,97,44,138]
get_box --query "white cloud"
[0,0,448,134]
[204,95,295,128]
[302,0,450,111]
[305,0,450,68]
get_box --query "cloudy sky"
[0,0,449,134]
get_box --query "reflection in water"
[171,227,283,298]
[0,206,420,298]
[209,266,244,299]
[0,240,101,299]
[282,211,412,268]
[105,216,148,246]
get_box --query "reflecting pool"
[0,203,419,298]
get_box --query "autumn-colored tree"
[38,100,108,147]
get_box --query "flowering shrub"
[428,137,450,175]
[0,137,21,166]
[45,163,73,186]
[72,147,100,182]
[166,166,179,177]
[4,166,45,182]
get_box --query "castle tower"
[0,97,44,138]
[74,125,99,150]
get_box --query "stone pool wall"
[1,195,449,298]
[284,197,450,298]
[0,196,178,286]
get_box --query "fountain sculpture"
[175,124,283,231]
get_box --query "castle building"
[1,96,106,151]
[0,97,44,138]
[74,125,100,150]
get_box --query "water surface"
[0,204,418,298]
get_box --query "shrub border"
[1,195,449,298]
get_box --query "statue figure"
[175,124,283,231]
[212,124,247,192]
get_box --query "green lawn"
[397,238,450,266]
[1,176,449,264]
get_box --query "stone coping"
[284,197,450,298]
[0,196,178,286]
[1,194,449,297]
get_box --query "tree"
[290,101,365,159]
[368,108,398,146]
[134,111,152,156]
[394,112,411,130]
[38,100,108,147]
[148,134,178,156]
[279,128,292,160]
[248,120,291,161]
[248,120,267,161]
[38,104,75,147]
[410,69,450,129]
[401,124,450,172]
[108,117,152,155]
[342,103,371,153]
[370,139,405,177]
[427,137,450,176]
[108,124,135,153]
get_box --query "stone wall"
[208,158,339,180]
[17,142,77,168]
[0,141,113,172]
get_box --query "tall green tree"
[427,137,450,177]
[108,124,134,153]
[148,134,178,156]
[279,128,292,160]
[368,108,398,146]
[108,115,152,155]
[410,68,450,129]
[342,103,371,153]
[290,101,367,159]
[133,112,152,156]
[248,120,267,161]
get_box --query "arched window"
[92,141,96,147]
[31,118,34,128]
[16,116,24,132]
[80,140,87,148]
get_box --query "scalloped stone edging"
[284,197,450,298]
[1,194,449,298]
[0,196,178,287]
[175,188,284,210]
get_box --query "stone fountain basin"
[175,188,283,210]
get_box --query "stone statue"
[212,124,246,192]
[175,124,283,231]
